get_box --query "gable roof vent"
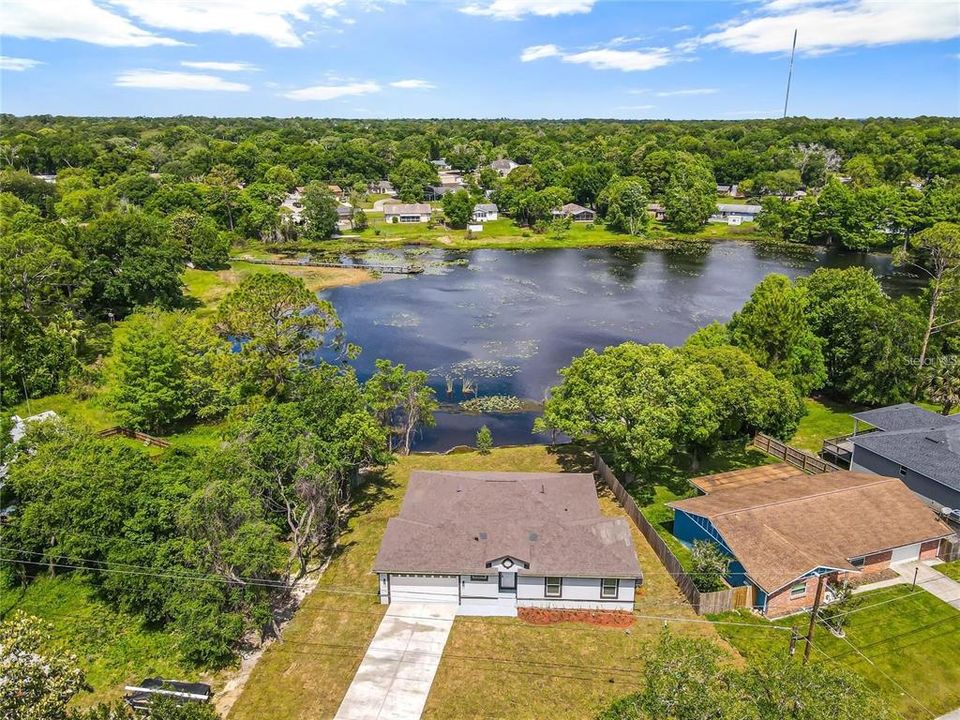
[478,531,488,540]
[528,532,539,541]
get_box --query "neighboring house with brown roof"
[373,471,643,615]
[382,203,432,223]
[669,467,952,617]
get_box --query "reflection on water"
[320,243,919,451]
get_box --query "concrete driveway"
[892,561,960,609]
[334,603,456,720]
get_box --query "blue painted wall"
[673,510,749,588]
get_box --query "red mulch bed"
[518,607,635,628]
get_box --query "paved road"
[334,603,456,720]
[937,709,960,720]
[891,561,960,609]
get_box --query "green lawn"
[327,214,768,252]
[938,560,960,583]
[710,585,960,719]
[229,445,727,720]
[790,397,859,454]
[0,575,223,709]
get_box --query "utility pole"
[783,28,798,119]
[803,574,825,664]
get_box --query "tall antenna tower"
[783,29,798,118]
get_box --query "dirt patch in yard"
[518,607,635,628]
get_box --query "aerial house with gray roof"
[829,403,960,510]
[373,471,643,615]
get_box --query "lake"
[321,242,918,451]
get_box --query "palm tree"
[925,357,960,415]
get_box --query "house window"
[898,465,907,477]
[850,557,865,568]
[601,578,619,599]
[469,575,488,582]
[544,577,562,598]
[790,582,807,599]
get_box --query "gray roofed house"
[843,403,960,509]
[489,158,520,176]
[472,203,498,222]
[374,471,642,614]
[553,203,596,222]
[382,203,432,223]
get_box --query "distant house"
[553,203,596,222]
[336,203,354,229]
[424,184,461,201]
[383,203,432,223]
[716,184,739,197]
[32,173,57,184]
[370,180,396,196]
[647,202,666,221]
[281,187,305,224]
[373,471,643,614]
[472,203,498,222]
[328,184,344,200]
[489,158,520,177]
[830,404,960,510]
[709,203,761,225]
[431,158,452,170]
[669,466,952,617]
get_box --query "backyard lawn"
[227,445,743,720]
[0,575,224,709]
[710,584,960,719]
[790,397,859,454]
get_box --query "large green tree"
[663,154,716,232]
[728,274,827,396]
[598,177,651,236]
[214,272,343,398]
[301,183,339,240]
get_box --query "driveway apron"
[334,603,457,720]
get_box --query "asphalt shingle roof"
[373,471,643,579]
[670,471,952,593]
[853,425,960,492]
[852,403,958,432]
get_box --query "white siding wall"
[460,574,498,601]
[517,576,636,610]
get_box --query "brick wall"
[765,573,838,618]
[920,539,942,560]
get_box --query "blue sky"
[1,0,958,119]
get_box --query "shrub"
[476,425,493,454]
[690,540,728,592]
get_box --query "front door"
[498,572,517,595]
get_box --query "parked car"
[940,507,960,525]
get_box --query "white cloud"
[1,0,181,46]
[561,48,672,72]
[181,61,259,72]
[461,0,594,20]
[389,79,436,89]
[670,24,693,32]
[282,81,381,100]
[115,69,250,92]
[520,44,561,61]
[110,0,346,48]
[0,56,43,71]
[698,0,960,55]
[655,87,718,97]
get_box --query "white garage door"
[891,543,922,564]
[388,574,459,603]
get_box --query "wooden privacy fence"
[752,433,839,474]
[95,426,170,448]
[593,453,749,616]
